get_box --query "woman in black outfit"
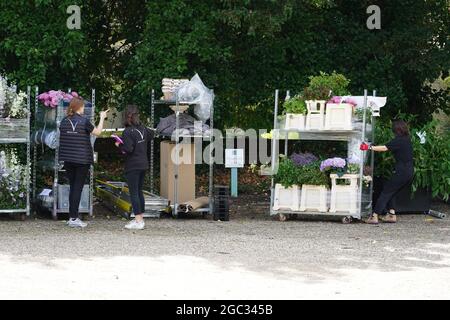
[59,97,109,228]
[365,120,414,224]
[116,105,153,230]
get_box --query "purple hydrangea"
[290,152,318,166]
[320,157,346,172]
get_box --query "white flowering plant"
[0,148,28,209]
[0,75,28,119]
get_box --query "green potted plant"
[273,157,301,211]
[303,72,351,130]
[283,95,307,130]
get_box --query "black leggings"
[125,170,146,215]
[374,166,413,214]
[65,162,90,219]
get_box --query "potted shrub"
[283,95,307,130]
[298,161,329,212]
[273,157,301,211]
[303,72,351,130]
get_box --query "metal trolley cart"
[0,87,32,220]
[32,88,96,220]
[269,89,384,223]
[150,89,215,218]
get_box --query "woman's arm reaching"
[370,145,388,152]
[92,109,110,137]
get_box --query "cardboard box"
[160,141,195,204]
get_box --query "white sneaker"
[67,218,88,228]
[125,219,145,230]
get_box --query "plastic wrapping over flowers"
[175,74,214,122]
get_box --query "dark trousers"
[374,167,413,214]
[65,162,90,219]
[125,170,146,215]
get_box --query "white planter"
[285,113,305,131]
[329,174,359,214]
[273,184,300,211]
[324,103,353,130]
[305,100,326,130]
[299,185,328,212]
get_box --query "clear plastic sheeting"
[33,129,58,149]
[347,96,387,117]
[175,74,214,121]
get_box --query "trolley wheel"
[342,216,353,224]
[278,213,288,222]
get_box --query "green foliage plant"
[283,95,307,114]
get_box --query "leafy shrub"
[303,71,351,100]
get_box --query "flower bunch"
[320,157,346,172]
[0,149,28,209]
[327,96,357,107]
[346,157,360,174]
[38,90,79,108]
[0,75,28,119]
[290,152,318,166]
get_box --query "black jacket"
[59,114,95,165]
[120,125,154,173]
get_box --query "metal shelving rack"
[269,89,377,223]
[32,87,96,219]
[151,89,215,218]
[0,86,32,220]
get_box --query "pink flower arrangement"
[327,96,357,107]
[38,90,79,108]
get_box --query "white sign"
[39,189,52,197]
[225,149,244,168]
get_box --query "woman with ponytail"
[115,105,154,230]
[59,97,109,228]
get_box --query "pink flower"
[71,91,79,97]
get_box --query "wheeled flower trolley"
[268,89,386,223]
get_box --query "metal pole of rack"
[32,86,39,205]
[150,90,155,194]
[26,86,31,216]
[369,90,376,209]
[90,89,95,217]
[269,90,279,215]
[173,93,180,217]
[359,90,368,216]
[209,91,215,216]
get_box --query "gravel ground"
[0,199,449,300]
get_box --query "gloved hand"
[359,142,370,151]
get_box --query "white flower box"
[324,103,353,130]
[329,174,359,214]
[305,100,326,130]
[273,183,300,211]
[285,113,305,131]
[299,185,328,212]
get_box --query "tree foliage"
[0,0,448,127]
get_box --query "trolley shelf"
[0,138,29,144]
[271,209,358,217]
[152,99,192,105]
[0,209,28,214]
